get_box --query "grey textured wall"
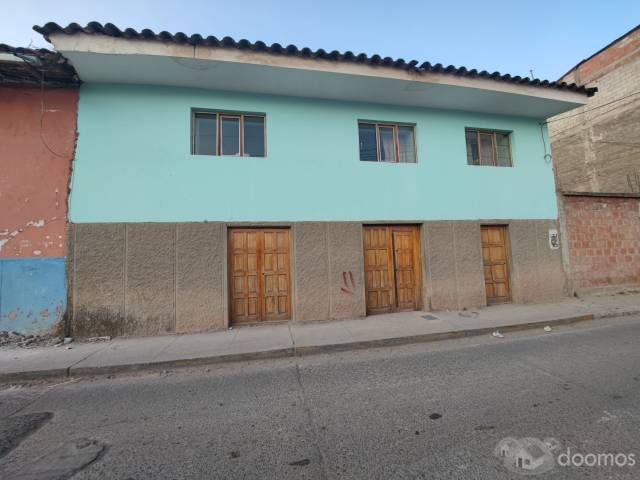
[509,220,566,304]
[66,220,566,338]
[549,30,640,194]
[293,222,330,322]
[421,220,565,310]
[175,223,225,333]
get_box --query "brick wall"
[549,26,640,194]
[562,196,640,292]
[561,26,640,85]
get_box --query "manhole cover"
[422,314,439,321]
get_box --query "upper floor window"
[192,111,266,157]
[358,122,416,163]
[465,128,512,167]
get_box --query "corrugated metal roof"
[34,22,596,97]
[0,43,79,87]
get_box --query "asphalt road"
[1,316,640,479]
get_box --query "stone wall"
[66,220,566,338]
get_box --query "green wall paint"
[71,84,557,222]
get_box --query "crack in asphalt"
[291,346,329,480]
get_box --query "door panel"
[262,229,291,321]
[363,226,394,314]
[229,229,261,323]
[364,225,421,315]
[393,229,418,311]
[481,226,511,305]
[229,228,291,324]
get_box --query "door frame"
[363,224,423,315]
[226,226,293,326]
[480,224,512,305]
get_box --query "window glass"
[220,116,240,156]
[243,116,265,157]
[379,126,396,162]
[193,114,217,155]
[465,130,479,165]
[495,132,511,166]
[466,128,512,167]
[397,126,416,163]
[358,123,377,161]
[479,132,494,166]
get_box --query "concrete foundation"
[66,220,566,338]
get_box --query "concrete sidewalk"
[1,292,639,381]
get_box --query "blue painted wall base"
[0,257,66,334]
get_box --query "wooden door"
[481,226,511,304]
[261,230,291,321]
[363,225,421,315]
[363,226,395,314]
[229,228,291,324]
[392,228,419,311]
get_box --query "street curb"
[0,368,69,383]
[294,314,596,356]
[0,312,603,383]
[68,348,295,377]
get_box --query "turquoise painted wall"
[71,84,557,222]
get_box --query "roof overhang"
[0,44,79,87]
[48,32,589,118]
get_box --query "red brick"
[562,196,640,292]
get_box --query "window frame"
[358,121,417,163]
[219,114,242,156]
[465,127,513,167]
[191,110,267,157]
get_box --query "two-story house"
[34,22,595,338]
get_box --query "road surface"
[1,316,640,479]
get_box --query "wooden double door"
[363,225,422,315]
[228,228,291,324]
[481,225,511,304]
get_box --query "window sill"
[191,154,267,159]
[466,164,513,168]
[359,161,418,165]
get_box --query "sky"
[1,0,638,80]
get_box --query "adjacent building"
[32,22,594,337]
[0,44,79,334]
[549,25,640,295]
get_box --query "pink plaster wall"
[0,86,78,258]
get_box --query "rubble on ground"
[0,330,61,348]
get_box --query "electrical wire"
[39,70,68,159]
[595,140,640,147]
[12,50,70,159]
[544,90,640,124]
[548,95,640,138]
[539,122,552,163]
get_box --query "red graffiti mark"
[340,271,356,294]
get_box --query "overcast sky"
[1,0,638,80]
